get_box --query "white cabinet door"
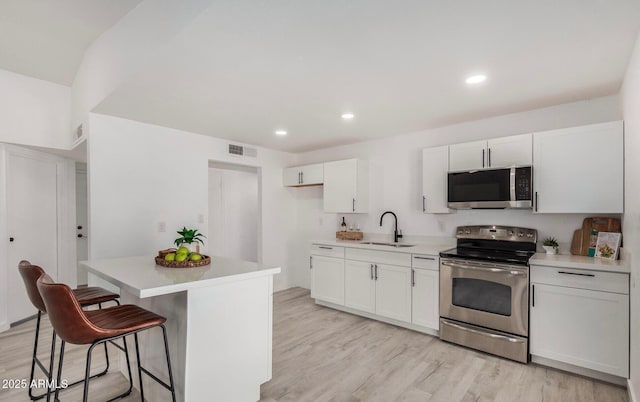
[283,167,302,186]
[300,163,324,185]
[375,264,411,323]
[487,133,532,167]
[323,159,369,213]
[530,283,629,377]
[411,268,439,330]
[310,255,345,305]
[283,163,324,186]
[533,121,623,213]
[345,260,375,313]
[449,140,486,171]
[422,146,450,214]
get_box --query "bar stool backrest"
[36,274,101,345]
[18,260,47,312]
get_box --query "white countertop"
[311,239,454,256]
[529,253,630,274]
[80,255,281,298]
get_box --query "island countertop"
[80,255,281,298]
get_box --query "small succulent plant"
[542,237,559,248]
[174,227,206,247]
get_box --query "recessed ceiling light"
[465,74,487,85]
[275,130,287,136]
[341,113,355,120]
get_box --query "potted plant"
[174,227,206,253]
[542,237,559,255]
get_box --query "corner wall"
[622,31,640,398]
[87,113,297,291]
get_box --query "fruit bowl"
[155,249,211,268]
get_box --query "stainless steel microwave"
[447,166,533,209]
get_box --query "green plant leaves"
[174,227,207,246]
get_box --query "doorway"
[208,162,259,262]
[76,162,88,285]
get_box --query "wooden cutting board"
[570,217,622,255]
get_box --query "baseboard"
[629,379,638,402]
[531,355,627,386]
[0,320,8,333]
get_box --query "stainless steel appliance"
[447,166,532,209]
[439,225,537,363]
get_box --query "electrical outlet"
[158,222,166,232]
[198,214,205,223]
[438,220,445,232]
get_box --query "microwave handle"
[482,149,485,168]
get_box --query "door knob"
[77,225,83,230]
[77,234,84,238]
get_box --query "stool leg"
[98,303,111,377]
[82,342,96,402]
[53,340,65,402]
[161,325,177,402]
[45,331,56,401]
[104,336,133,402]
[133,333,144,401]
[27,311,41,400]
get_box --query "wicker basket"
[155,249,211,268]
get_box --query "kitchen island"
[80,255,281,402]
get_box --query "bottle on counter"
[341,217,347,232]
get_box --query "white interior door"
[208,165,258,262]
[7,153,58,323]
[75,165,88,285]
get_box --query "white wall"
[622,32,640,397]
[291,95,622,288]
[0,69,71,149]
[208,166,258,262]
[87,113,296,291]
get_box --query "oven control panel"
[455,225,537,243]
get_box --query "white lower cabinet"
[530,265,629,378]
[411,268,439,329]
[375,264,412,322]
[310,255,345,305]
[345,260,375,313]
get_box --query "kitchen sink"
[360,241,415,248]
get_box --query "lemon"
[175,253,188,262]
[177,246,189,256]
[190,253,202,261]
[164,253,176,261]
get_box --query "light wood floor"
[0,287,628,402]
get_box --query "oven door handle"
[441,260,527,276]
[441,319,526,344]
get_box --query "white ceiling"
[2,1,639,152]
[0,0,142,85]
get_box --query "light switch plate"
[158,222,166,232]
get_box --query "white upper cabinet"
[487,133,532,167]
[422,146,450,214]
[449,134,533,171]
[449,140,487,171]
[283,163,324,186]
[533,121,623,213]
[323,159,369,213]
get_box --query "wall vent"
[228,144,257,157]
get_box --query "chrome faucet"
[380,211,403,243]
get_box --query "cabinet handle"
[413,256,435,260]
[310,256,312,269]
[352,198,356,212]
[488,148,491,167]
[370,264,374,280]
[532,284,535,307]
[411,268,415,287]
[301,171,304,184]
[374,264,378,280]
[482,149,485,168]
[318,246,333,250]
[422,195,426,212]
[558,271,595,277]
[535,192,538,212]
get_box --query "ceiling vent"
[228,144,257,157]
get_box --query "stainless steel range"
[439,225,537,363]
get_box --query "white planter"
[543,245,558,255]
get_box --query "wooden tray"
[155,249,211,268]
[570,217,622,255]
[336,231,363,240]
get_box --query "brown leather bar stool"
[37,273,176,402]
[18,261,120,400]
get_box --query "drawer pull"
[414,256,435,260]
[318,246,333,250]
[557,271,595,277]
